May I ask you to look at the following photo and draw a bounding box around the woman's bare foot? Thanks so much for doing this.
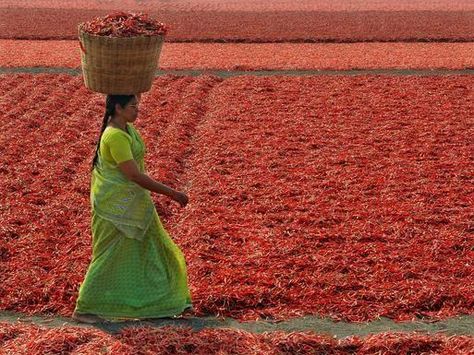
[174,306,195,318]
[72,311,108,324]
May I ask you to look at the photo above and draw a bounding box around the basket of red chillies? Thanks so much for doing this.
[78,12,168,94]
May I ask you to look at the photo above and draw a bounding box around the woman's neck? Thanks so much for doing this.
[109,116,128,131]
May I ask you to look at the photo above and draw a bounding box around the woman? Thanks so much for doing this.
[72,94,193,324]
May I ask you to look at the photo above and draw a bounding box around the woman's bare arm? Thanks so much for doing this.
[118,159,175,198]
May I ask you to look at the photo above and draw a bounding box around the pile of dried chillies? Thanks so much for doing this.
[79,11,168,37]
[1,322,474,354]
[0,74,472,324]
[3,8,473,42]
[1,41,473,70]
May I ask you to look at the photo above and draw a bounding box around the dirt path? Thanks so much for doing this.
[1,67,474,77]
[1,311,473,338]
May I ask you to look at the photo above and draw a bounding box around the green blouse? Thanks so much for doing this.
[100,126,134,164]
[91,123,154,241]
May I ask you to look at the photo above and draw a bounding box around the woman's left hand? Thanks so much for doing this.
[172,191,189,207]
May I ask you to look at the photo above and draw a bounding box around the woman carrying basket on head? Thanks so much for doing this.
[73,94,193,323]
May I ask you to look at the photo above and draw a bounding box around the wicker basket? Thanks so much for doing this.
[78,27,164,94]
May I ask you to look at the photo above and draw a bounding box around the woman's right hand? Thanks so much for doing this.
[172,190,189,207]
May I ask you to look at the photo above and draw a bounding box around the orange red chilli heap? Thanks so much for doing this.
[1,322,474,354]
[79,11,168,37]
[1,9,472,41]
[0,74,472,324]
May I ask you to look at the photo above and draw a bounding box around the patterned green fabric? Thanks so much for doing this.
[74,123,192,321]
[91,124,155,241]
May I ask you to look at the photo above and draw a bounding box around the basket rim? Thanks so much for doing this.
[78,24,166,40]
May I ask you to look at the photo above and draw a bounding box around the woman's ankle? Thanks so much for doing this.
[72,312,107,324]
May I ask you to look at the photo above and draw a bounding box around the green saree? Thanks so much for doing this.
[74,123,192,321]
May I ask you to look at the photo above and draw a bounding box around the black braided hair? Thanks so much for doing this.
[91,95,136,171]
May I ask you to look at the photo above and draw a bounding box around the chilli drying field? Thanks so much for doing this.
[1,0,474,354]
[1,73,473,321]
[0,73,473,353]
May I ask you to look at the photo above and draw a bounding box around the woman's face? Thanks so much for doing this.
[116,96,139,122]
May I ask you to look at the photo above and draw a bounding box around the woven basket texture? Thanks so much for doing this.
[79,28,164,94]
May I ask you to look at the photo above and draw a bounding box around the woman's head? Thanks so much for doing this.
[106,94,139,123]
[91,94,140,170]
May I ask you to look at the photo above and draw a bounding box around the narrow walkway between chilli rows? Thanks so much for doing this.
[1,67,474,77]
[1,311,473,338]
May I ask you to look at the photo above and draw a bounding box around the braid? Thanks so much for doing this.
[91,97,114,171]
